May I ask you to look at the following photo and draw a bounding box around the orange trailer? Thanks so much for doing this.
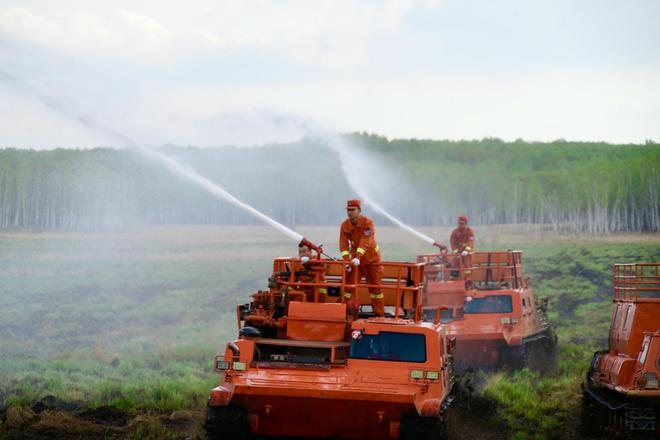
[206,256,454,439]
[418,250,556,371]
[583,263,660,439]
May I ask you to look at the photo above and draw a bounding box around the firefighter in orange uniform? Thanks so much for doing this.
[450,215,475,281]
[340,199,384,317]
[296,242,327,302]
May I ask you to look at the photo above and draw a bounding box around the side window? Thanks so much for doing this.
[612,305,622,328]
[638,340,649,365]
[622,305,633,330]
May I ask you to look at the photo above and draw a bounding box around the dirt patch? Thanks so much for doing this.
[28,409,106,435]
[78,406,129,427]
[1,405,205,440]
[445,374,508,440]
[30,396,85,414]
[446,402,506,440]
[5,406,36,430]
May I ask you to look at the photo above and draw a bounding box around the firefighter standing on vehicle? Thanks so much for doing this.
[340,199,384,317]
[450,215,475,281]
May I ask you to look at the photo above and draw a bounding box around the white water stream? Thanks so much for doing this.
[2,69,303,243]
[310,129,439,246]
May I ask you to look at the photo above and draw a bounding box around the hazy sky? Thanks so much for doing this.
[1,0,659,148]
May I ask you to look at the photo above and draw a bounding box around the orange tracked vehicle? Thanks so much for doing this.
[206,252,454,440]
[582,263,660,439]
[417,250,556,372]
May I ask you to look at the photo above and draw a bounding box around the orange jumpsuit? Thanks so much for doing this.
[450,226,475,276]
[339,216,384,316]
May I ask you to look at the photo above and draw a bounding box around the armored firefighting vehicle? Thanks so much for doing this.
[582,263,660,439]
[206,246,454,439]
[417,250,557,372]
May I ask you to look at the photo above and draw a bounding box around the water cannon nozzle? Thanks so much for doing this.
[299,238,322,254]
[433,241,448,253]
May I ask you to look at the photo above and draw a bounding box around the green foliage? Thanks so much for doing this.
[352,135,660,232]
[0,137,658,232]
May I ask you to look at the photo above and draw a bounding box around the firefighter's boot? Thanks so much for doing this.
[371,296,385,317]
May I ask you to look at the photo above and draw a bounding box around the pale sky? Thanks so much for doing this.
[1,0,659,148]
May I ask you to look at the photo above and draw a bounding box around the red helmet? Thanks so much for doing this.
[347,199,361,209]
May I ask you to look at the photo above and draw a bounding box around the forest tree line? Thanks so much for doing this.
[0,136,658,233]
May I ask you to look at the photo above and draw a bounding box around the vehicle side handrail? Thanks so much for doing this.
[417,251,524,287]
[613,263,660,301]
[271,258,425,320]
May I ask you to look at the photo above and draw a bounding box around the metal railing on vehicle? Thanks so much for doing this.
[613,263,660,300]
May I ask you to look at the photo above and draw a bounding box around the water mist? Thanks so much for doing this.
[0,69,303,243]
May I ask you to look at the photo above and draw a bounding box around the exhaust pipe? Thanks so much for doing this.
[227,342,240,359]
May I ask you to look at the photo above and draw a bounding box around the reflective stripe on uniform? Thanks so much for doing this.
[465,246,472,252]
[343,292,352,299]
[319,288,328,294]
[375,244,380,253]
[370,293,384,299]
[356,247,366,255]
[340,250,350,257]
[463,270,473,275]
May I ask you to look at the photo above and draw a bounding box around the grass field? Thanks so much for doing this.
[1,226,659,439]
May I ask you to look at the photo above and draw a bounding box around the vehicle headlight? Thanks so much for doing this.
[643,372,658,389]
[215,357,230,371]
[500,317,511,325]
[233,361,247,371]
[426,371,440,380]
[410,370,424,379]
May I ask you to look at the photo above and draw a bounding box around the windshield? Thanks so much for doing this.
[464,295,513,314]
[422,307,453,323]
[350,331,426,363]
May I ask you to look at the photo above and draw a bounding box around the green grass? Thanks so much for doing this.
[1,226,659,439]
[0,346,218,411]
[482,344,593,439]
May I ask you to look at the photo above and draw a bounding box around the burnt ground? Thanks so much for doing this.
[445,375,507,440]
[1,392,507,440]
[0,399,206,440]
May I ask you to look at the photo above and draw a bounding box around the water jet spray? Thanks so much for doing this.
[327,134,445,249]
[0,69,321,251]
[261,112,446,249]
[277,115,445,250]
